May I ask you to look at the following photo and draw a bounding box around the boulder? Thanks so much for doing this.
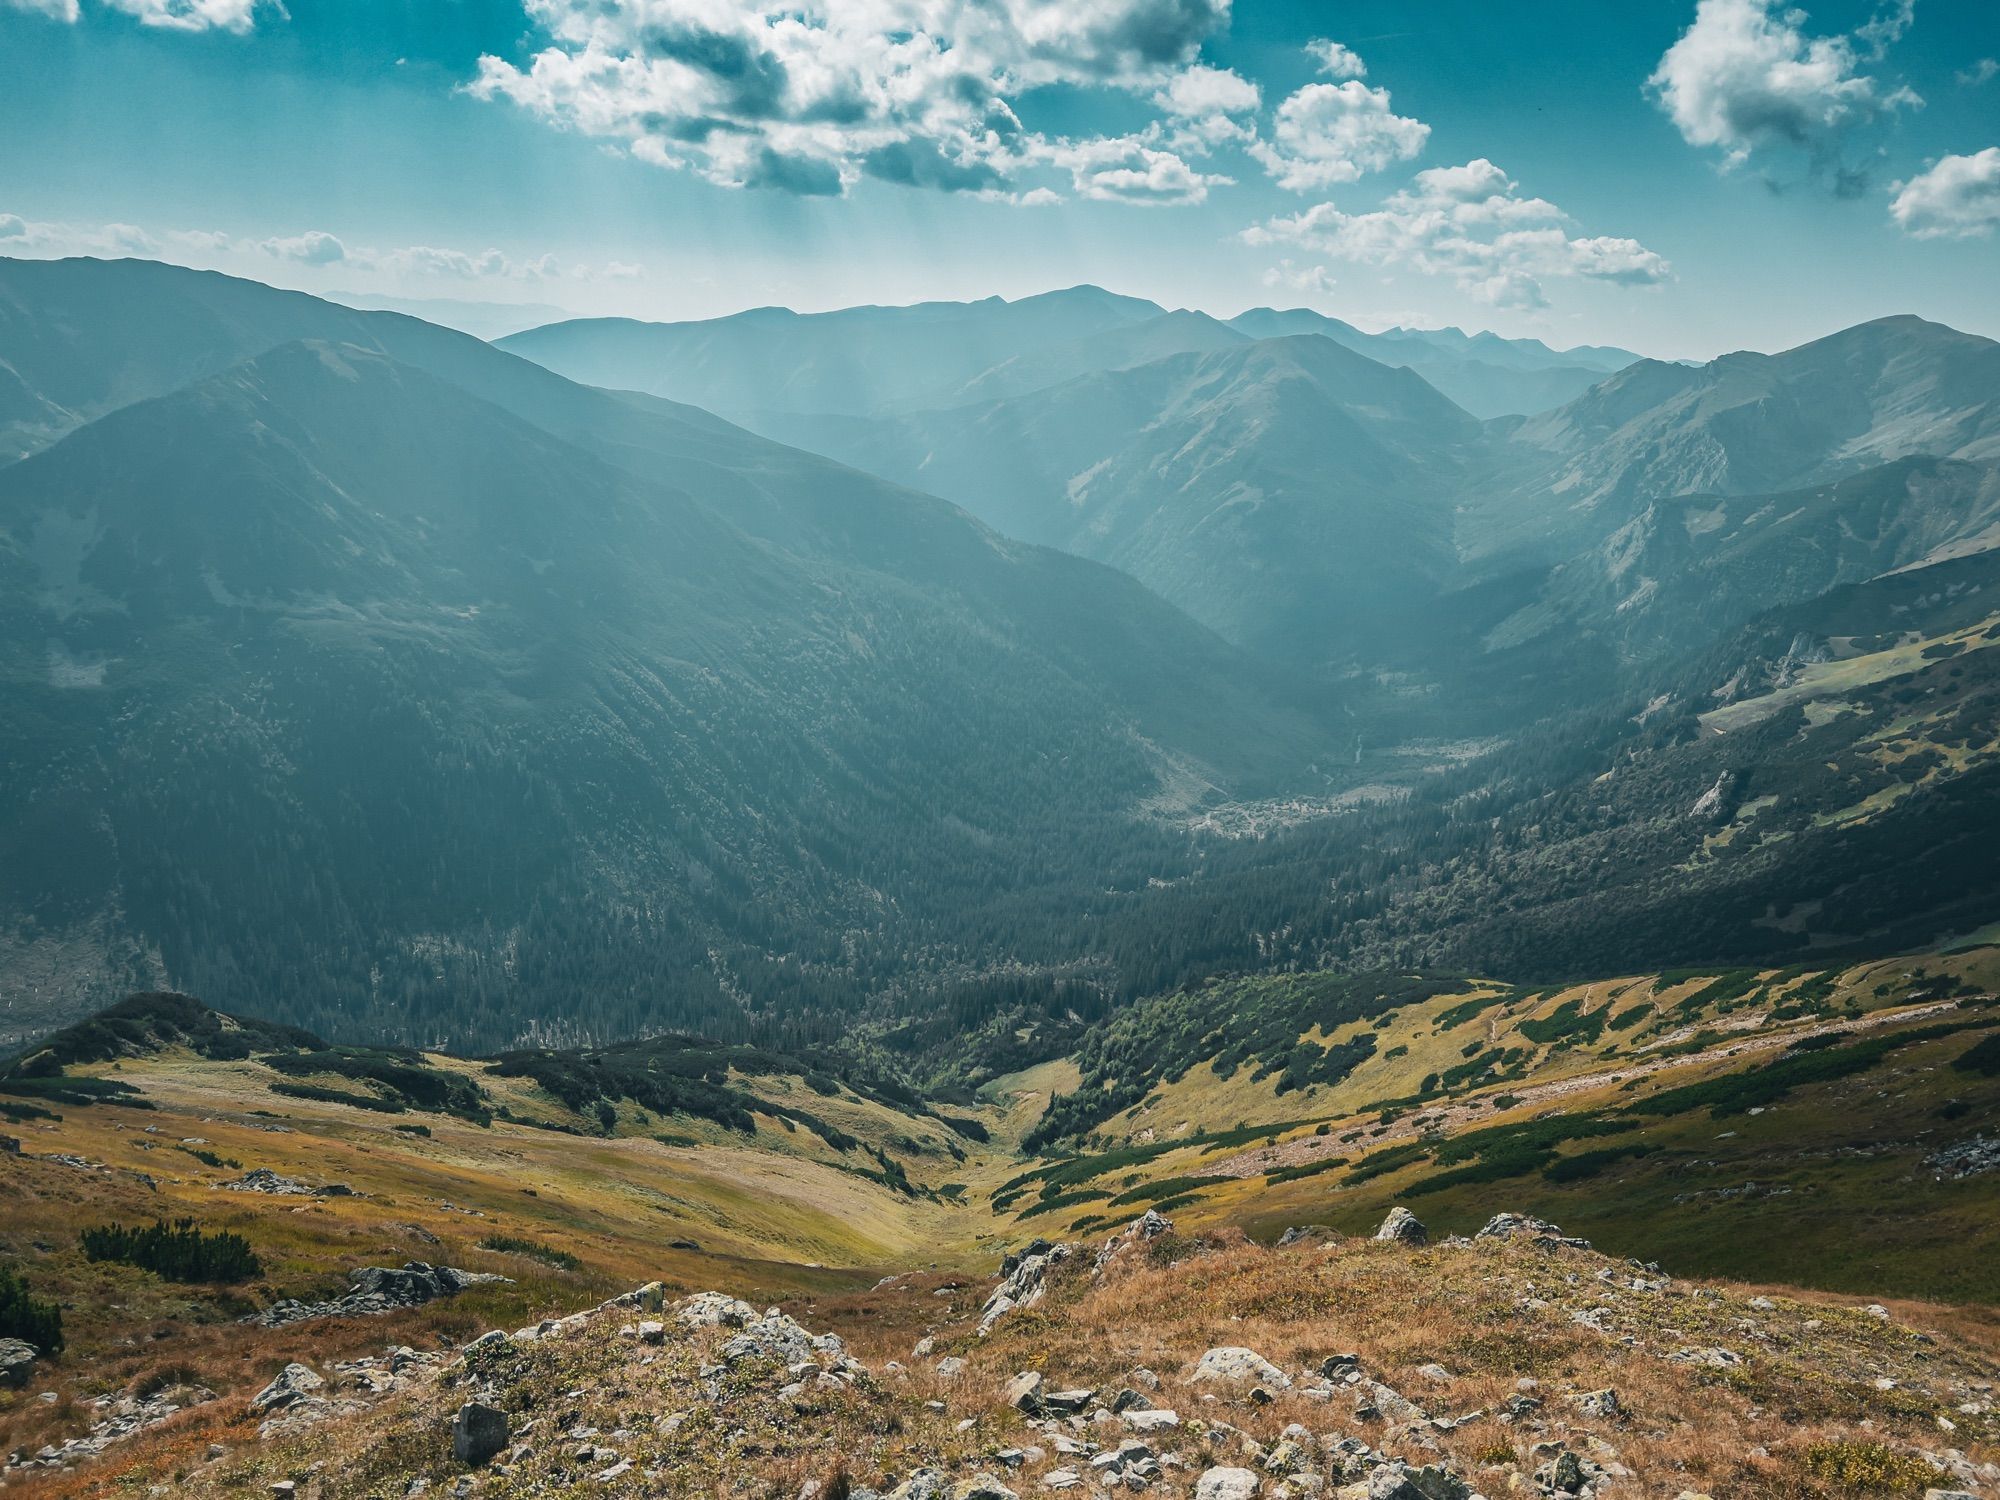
[1570,1388,1620,1419]
[0,1339,38,1390]
[1003,1371,1045,1412]
[452,1402,510,1467]
[679,1291,758,1328]
[1196,1467,1261,1500]
[1365,1464,1468,1500]
[1190,1347,1292,1389]
[1374,1209,1427,1246]
[248,1364,324,1415]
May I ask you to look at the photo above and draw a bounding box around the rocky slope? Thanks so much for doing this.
[8,1211,1998,1499]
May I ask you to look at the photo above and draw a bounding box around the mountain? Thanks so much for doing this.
[0,267,1346,1051]
[755,334,1484,666]
[501,289,1642,423]
[1225,306,1641,419]
[496,285,1164,418]
[1504,315,2000,531]
[321,292,575,341]
[1477,455,2000,668]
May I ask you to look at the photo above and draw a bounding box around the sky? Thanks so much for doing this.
[1,0,1996,359]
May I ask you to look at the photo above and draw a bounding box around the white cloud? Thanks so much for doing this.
[1260,258,1336,296]
[260,230,348,266]
[1647,0,1920,179]
[1153,63,1259,146]
[470,0,1236,199]
[3,0,81,19]
[4,0,279,27]
[1305,39,1365,80]
[1958,58,1999,87]
[1244,158,1670,311]
[1890,148,2000,238]
[1252,80,1429,192]
[1,212,636,282]
[1042,135,1229,205]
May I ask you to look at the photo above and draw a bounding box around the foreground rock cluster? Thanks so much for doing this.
[10,1205,1998,1500]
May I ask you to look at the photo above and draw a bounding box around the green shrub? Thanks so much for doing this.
[81,1218,261,1283]
[478,1235,581,1271]
[1953,1031,2000,1077]
[1800,1440,1939,1492]
[0,1264,63,1354]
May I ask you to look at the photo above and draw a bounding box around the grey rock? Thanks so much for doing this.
[1190,1347,1292,1389]
[452,1402,510,1467]
[1570,1388,1620,1420]
[249,1364,324,1415]
[1194,1467,1260,1500]
[250,1264,508,1329]
[0,1339,39,1390]
[1474,1214,1590,1250]
[1374,1209,1427,1246]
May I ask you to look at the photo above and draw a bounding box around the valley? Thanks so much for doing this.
[2,255,1999,1500]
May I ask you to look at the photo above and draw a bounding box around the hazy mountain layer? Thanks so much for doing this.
[757,334,1483,665]
[500,287,1640,422]
[0,297,1335,1048]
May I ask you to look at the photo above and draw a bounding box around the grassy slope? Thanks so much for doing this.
[993,949,2000,1302]
[4,950,1998,1488]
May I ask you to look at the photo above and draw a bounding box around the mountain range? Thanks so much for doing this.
[2,254,1999,1066]
[494,286,1644,423]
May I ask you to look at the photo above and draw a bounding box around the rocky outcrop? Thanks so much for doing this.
[1475,1213,1591,1250]
[1926,1137,2000,1180]
[247,1263,508,1328]
[222,1167,353,1197]
[981,1240,1072,1335]
[2,1379,216,1476]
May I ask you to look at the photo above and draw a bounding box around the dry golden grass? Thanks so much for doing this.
[8,1221,1995,1500]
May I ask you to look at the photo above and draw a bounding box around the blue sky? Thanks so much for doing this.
[1,0,1996,357]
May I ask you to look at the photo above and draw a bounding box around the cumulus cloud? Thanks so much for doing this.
[260,230,348,266]
[1889,148,2000,238]
[4,0,81,19]
[1647,0,1921,181]
[1153,63,1259,147]
[1958,58,1999,87]
[1305,39,1366,80]
[1042,135,1229,204]
[1252,80,1429,191]
[1244,158,1671,310]
[470,0,1237,199]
